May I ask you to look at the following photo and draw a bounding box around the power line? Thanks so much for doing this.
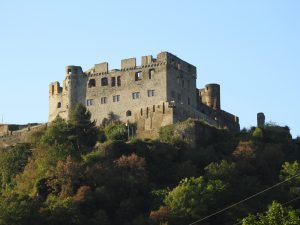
[187,173,300,225]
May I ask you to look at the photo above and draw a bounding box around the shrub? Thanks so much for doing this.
[104,123,128,141]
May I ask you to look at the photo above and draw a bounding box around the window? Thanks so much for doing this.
[67,69,72,74]
[86,99,94,106]
[113,95,120,102]
[135,71,142,81]
[101,77,108,86]
[126,110,132,117]
[111,77,116,87]
[117,76,121,86]
[188,97,191,105]
[57,102,61,108]
[101,97,107,104]
[182,79,185,88]
[187,80,190,87]
[88,79,96,88]
[148,90,155,97]
[149,69,155,79]
[132,92,140,99]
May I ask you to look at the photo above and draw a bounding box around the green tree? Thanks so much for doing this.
[241,201,300,225]
[280,161,300,196]
[0,143,32,189]
[104,123,127,141]
[0,193,41,225]
[68,104,98,152]
[164,176,226,219]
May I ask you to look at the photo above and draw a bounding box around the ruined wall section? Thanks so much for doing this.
[49,66,87,122]
[85,53,168,125]
[134,101,173,139]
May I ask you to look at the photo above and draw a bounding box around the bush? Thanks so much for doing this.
[104,123,128,141]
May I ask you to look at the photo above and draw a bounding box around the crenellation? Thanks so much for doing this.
[94,62,108,73]
[49,51,240,138]
[121,58,136,69]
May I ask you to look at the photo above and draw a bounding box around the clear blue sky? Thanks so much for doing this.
[0,0,299,137]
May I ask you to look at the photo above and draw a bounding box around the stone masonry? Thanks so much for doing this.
[49,52,240,138]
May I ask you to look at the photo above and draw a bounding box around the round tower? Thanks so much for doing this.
[203,83,221,110]
[64,65,87,113]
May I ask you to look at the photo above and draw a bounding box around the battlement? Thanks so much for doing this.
[87,52,196,78]
[49,82,63,95]
[48,51,240,137]
[66,65,83,76]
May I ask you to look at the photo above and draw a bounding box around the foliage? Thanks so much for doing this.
[104,123,128,141]
[0,193,41,225]
[241,201,300,225]
[68,104,98,152]
[0,143,32,190]
[164,176,226,219]
[0,119,298,225]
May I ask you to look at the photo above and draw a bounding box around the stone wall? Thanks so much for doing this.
[49,51,240,136]
[0,124,46,148]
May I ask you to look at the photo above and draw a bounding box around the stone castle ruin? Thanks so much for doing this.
[49,52,240,138]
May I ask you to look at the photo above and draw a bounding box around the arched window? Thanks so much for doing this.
[101,77,108,86]
[57,102,61,108]
[126,110,132,117]
[88,79,96,88]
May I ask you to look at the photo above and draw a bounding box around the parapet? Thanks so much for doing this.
[95,62,108,73]
[49,82,62,95]
[65,65,83,76]
[141,55,156,65]
[121,58,136,69]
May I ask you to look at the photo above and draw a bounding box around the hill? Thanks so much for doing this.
[0,105,299,225]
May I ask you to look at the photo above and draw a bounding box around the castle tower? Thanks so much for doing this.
[48,66,87,122]
[64,65,87,111]
[200,84,221,111]
[257,112,265,128]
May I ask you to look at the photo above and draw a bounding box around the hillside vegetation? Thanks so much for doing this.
[0,104,300,225]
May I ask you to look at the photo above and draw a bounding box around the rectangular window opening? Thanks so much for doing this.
[132,92,140,99]
[135,71,142,81]
[111,77,116,87]
[113,95,120,102]
[101,97,107,104]
[148,90,155,97]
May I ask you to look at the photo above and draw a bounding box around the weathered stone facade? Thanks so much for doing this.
[49,52,240,138]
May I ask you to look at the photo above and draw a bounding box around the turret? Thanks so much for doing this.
[257,112,265,128]
[200,84,221,110]
[64,65,87,111]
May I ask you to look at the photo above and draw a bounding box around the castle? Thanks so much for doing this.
[49,52,239,138]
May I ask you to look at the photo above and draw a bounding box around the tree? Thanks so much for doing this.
[280,161,300,196]
[0,193,41,225]
[68,104,98,153]
[0,143,32,189]
[241,201,300,225]
[104,123,127,141]
[164,176,226,219]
